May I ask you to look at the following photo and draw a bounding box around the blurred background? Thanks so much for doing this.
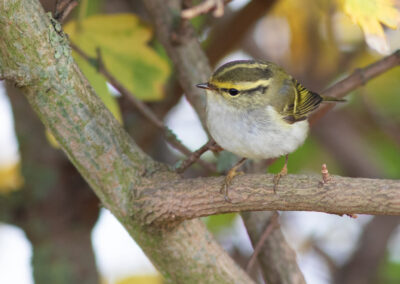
[0,0,399,283]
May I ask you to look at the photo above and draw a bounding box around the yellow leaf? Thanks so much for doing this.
[271,0,339,75]
[342,0,400,53]
[64,14,170,102]
[0,161,24,193]
[115,275,162,284]
[45,129,60,148]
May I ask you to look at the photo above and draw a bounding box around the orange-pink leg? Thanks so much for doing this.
[273,154,289,193]
[221,157,247,202]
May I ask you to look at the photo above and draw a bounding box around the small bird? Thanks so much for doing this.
[196,60,344,201]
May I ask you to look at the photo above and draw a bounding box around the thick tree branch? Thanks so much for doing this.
[142,3,306,283]
[0,1,254,283]
[142,2,400,284]
[139,174,400,224]
[143,0,211,127]
[242,211,306,284]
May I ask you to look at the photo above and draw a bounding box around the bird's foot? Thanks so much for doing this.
[273,155,289,193]
[221,168,244,202]
[220,158,247,202]
[273,167,287,193]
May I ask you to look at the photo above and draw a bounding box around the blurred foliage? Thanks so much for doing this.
[203,213,237,234]
[113,275,162,284]
[353,54,400,119]
[272,0,338,74]
[379,257,400,284]
[268,138,344,175]
[342,0,400,53]
[0,161,24,193]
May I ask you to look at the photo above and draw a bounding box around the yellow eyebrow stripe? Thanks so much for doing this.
[210,79,272,91]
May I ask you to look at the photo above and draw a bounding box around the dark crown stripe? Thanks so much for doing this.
[213,60,272,83]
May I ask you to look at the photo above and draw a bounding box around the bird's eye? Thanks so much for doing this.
[228,88,239,96]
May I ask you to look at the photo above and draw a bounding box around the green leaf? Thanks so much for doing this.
[379,257,400,283]
[203,213,237,234]
[64,14,170,102]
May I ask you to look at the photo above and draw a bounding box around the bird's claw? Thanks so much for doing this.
[220,169,243,202]
[273,167,287,193]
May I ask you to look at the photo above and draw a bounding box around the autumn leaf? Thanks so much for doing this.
[0,162,24,193]
[342,0,400,53]
[64,14,170,103]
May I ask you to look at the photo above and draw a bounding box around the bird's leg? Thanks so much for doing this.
[273,154,289,193]
[221,157,247,202]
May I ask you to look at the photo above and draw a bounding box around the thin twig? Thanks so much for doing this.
[321,163,331,184]
[71,43,216,173]
[54,0,78,23]
[246,212,279,273]
[176,139,217,173]
[181,0,231,19]
[309,241,338,273]
[310,49,400,125]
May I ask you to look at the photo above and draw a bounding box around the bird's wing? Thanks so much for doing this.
[282,80,322,123]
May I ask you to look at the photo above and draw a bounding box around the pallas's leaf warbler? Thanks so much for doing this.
[197,60,344,201]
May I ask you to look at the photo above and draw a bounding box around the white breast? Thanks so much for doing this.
[206,94,309,160]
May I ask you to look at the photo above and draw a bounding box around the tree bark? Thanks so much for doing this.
[136,174,400,224]
[0,1,254,283]
[3,83,100,284]
[242,211,306,284]
[1,1,400,283]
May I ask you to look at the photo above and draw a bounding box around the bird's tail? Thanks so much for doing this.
[321,95,346,102]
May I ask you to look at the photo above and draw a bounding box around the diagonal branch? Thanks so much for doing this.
[206,0,277,65]
[142,2,400,284]
[143,0,211,128]
[0,1,253,283]
[242,211,306,284]
[70,43,216,173]
[310,50,400,124]
[245,211,280,273]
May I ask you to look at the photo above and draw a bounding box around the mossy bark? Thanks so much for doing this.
[3,83,100,284]
[0,1,254,283]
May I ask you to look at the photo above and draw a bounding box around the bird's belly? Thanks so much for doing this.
[207,105,309,159]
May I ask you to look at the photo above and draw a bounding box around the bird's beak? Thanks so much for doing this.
[196,82,211,90]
